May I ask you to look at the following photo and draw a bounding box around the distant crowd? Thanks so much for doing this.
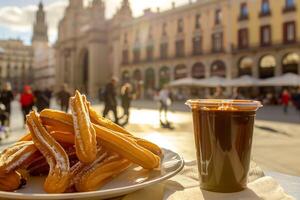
[0,80,299,132]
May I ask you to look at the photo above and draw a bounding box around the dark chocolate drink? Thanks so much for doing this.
[186,99,262,193]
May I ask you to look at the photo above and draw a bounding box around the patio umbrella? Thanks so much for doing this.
[169,77,199,87]
[258,73,300,87]
[226,75,260,87]
[195,76,229,87]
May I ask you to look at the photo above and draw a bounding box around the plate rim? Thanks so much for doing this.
[0,148,185,199]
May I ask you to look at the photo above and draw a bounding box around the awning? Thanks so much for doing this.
[169,77,199,87]
[258,73,300,86]
[169,76,229,87]
[226,75,259,87]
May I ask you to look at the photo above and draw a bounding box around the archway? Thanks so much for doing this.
[282,53,299,74]
[159,66,170,88]
[78,49,89,94]
[259,55,276,79]
[145,68,155,89]
[174,64,187,80]
[133,69,142,81]
[121,70,130,83]
[239,57,253,76]
[133,69,142,99]
[211,60,226,77]
[192,62,205,79]
[145,68,155,99]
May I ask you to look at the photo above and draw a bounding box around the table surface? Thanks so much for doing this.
[266,171,300,199]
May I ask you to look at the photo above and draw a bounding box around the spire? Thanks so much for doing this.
[32,1,48,43]
[115,0,132,20]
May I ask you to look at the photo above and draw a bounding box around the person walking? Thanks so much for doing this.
[281,89,290,114]
[158,86,173,128]
[34,88,50,112]
[292,88,300,114]
[212,86,226,99]
[120,83,133,126]
[103,78,119,124]
[44,87,53,108]
[0,82,14,126]
[20,85,35,125]
[56,84,71,112]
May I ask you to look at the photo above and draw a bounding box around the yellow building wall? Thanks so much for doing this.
[232,0,299,47]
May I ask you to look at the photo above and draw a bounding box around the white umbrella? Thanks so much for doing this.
[258,73,300,86]
[227,75,259,87]
[169,77,199,87]
[196,76,229,87]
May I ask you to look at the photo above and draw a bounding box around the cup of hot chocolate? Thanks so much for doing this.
[186,99,262,193]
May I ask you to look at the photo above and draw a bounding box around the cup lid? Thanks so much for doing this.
[185,99,263,111]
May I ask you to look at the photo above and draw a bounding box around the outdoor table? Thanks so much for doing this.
[265,171,300,199]
[107,161,298,200]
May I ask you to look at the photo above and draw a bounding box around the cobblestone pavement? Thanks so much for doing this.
[1,100,300,177]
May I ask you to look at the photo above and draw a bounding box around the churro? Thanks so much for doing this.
[27,111,70,193]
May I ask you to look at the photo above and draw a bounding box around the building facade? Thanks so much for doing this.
[56,0,300,98]
[0,39,33,92]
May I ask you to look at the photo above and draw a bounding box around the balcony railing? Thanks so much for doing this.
[282,5,296,13]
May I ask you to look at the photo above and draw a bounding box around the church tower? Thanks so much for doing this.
[116,0,133,21]
[32,1,48,44]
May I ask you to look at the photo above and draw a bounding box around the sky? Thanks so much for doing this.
[0,0,189,45]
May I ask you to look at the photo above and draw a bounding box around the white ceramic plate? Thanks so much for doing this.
[0,148,184,200]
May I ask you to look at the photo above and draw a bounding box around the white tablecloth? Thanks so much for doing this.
[119,160,295,200]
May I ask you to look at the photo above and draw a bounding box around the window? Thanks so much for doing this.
[146,45,154,61]
[283,0,296,12]
[193,36,202,55]
[260,25,271,46]
[177,18,184,33]
[124,33,128,44]
[212,32,223,52]
[283,21,296,43]
[122,50,129,65]
[286,0,295,8]
[215,9,222,25]
[148,26,152,39]
[135,30,140,42]
[195,14,201,29]
[176,40,185,57]
[133,48,140,63]
[260,0,271,16]
[160,43,168,59]
[162,22,167,36]
[239,3,249,20]
[238,28,249,49]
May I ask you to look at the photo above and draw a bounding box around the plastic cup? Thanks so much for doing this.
[186,99,262,193]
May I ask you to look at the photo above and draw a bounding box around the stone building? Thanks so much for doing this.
[0,39,33,92]
[56,0,300,98]
[32,2,55,89]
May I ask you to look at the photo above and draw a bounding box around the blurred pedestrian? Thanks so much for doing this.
[212,86,226,99]
[56,84,71,112]
[44,87,53,108]
[103,78,119,124]
[120,83,133,126]
[20,85,35,125]
[281,89,290,114]
[34,88,49,112]
[158,85,173,129]
[0,82,14,126]
[292,88,300,113]
[231,87,244,99]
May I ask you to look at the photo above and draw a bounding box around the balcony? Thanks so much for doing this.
[259,10,271,18]
[283,5,296,13]
[238,14,249,21]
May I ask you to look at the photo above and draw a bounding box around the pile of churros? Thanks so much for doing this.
[0,91,162,193]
